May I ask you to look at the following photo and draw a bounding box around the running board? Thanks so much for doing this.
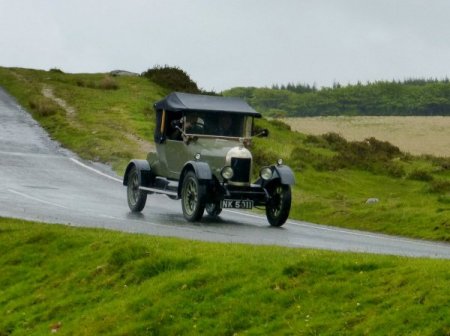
[139,186,178,197]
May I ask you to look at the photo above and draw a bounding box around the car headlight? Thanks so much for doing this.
[221,166,234,180]
[260,167,273,180]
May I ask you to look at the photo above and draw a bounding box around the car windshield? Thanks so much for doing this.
[185,112,251,138]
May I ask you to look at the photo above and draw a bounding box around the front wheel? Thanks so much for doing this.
[127,166,147,212]
[181,171,206,222]
[266,183,291,227]
[205,202,222,217]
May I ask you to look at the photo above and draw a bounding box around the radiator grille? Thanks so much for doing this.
[230,158,251,183]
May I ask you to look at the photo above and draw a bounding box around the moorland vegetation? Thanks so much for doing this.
[1,66,449,335]
[0,66,449,240]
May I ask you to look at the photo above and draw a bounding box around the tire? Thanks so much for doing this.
[127,166,147,212]
[181,171,206,222]
[266,183,291,227]
[205,202,222,217]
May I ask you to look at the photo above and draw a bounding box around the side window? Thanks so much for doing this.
[167,111,183,141]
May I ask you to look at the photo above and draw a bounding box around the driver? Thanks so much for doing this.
[170,112,202,140]
[184,112,201,133]
[217,114,234,136]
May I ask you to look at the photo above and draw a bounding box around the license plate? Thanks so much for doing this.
[221,199,253,209]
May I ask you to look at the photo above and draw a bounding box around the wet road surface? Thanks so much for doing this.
[1,87,450,259]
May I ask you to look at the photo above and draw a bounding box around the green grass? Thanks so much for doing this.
[0,66,449,241]
[0,67,165,172]
[1,217,449,335]
[254,119,450,241]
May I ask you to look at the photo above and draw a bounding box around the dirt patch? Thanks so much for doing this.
[42,85,76,117]
[125,133,155,153]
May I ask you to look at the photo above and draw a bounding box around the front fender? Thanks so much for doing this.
[123,160,153,187]
[254,164,296,186]
[272,165,296,185]
[181,161,212,181]
[178,161,213,197]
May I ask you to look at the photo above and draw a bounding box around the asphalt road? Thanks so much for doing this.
[1,87,450,259]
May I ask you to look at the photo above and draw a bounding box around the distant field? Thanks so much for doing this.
[283,116,450,157]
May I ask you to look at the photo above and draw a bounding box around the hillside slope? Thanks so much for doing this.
[0,67,449,241]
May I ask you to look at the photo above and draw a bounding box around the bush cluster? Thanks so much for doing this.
[429,180,450,194]
[408,169,434,182]
[431,157,450,171]
[251,144,279,174]
[293,132,405,177]
[49,68,64,74]
[29,96,58,117]
[75,76,119,90]
[142,65,200,94]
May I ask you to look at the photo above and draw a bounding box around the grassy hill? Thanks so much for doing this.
[0,67,449,241]
[223,79,450,117]
[1,218,449,335]
[1,67,450,335]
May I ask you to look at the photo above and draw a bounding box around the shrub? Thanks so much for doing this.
[251,143,279,174]
[408,169,434,181]
[75,79,87,87]
[75,76,119,90]
[49,68,64,74]
[310,134,404,176]
[269,118,291,131]
[430,157,450,171]
[322,132,348,151]
[98,76,119,90]
[29,96,58,117]
[365,137,401,158]
[290,147,320,171]
[142,65,200,93]
[267,109,288,118]
[429,180,450,193]
[437,195,450,204]
[385,162,406,178]
[304,134,328,148]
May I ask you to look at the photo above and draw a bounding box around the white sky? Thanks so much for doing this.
[1,0,449,92]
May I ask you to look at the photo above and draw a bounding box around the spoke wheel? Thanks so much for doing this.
[266,183,291,227]
[205,202,222,217]
[181,171,205,221]
[127,167,147,212]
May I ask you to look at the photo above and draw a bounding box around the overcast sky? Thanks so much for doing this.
[1,0,449,91]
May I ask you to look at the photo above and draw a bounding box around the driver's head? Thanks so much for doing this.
[184,112,198,125]
[219,114,232,129]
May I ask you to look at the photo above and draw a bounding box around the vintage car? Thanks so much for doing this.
[123,92,295,226]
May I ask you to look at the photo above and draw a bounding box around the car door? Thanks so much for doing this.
[165,139,191,179]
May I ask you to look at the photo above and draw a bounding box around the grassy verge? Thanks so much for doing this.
[0,67,449,241]
[1,217,449,335]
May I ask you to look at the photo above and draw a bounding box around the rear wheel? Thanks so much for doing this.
[127,166,147,212]
[181,171,206,221]
[205,202,222,217]
[266,183,291,227]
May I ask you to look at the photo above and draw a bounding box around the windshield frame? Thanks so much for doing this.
[183,111,253,138]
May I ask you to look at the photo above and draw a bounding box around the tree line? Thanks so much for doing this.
[224,79,450,117]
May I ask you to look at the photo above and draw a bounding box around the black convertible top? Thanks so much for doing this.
[154,92,261,117]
